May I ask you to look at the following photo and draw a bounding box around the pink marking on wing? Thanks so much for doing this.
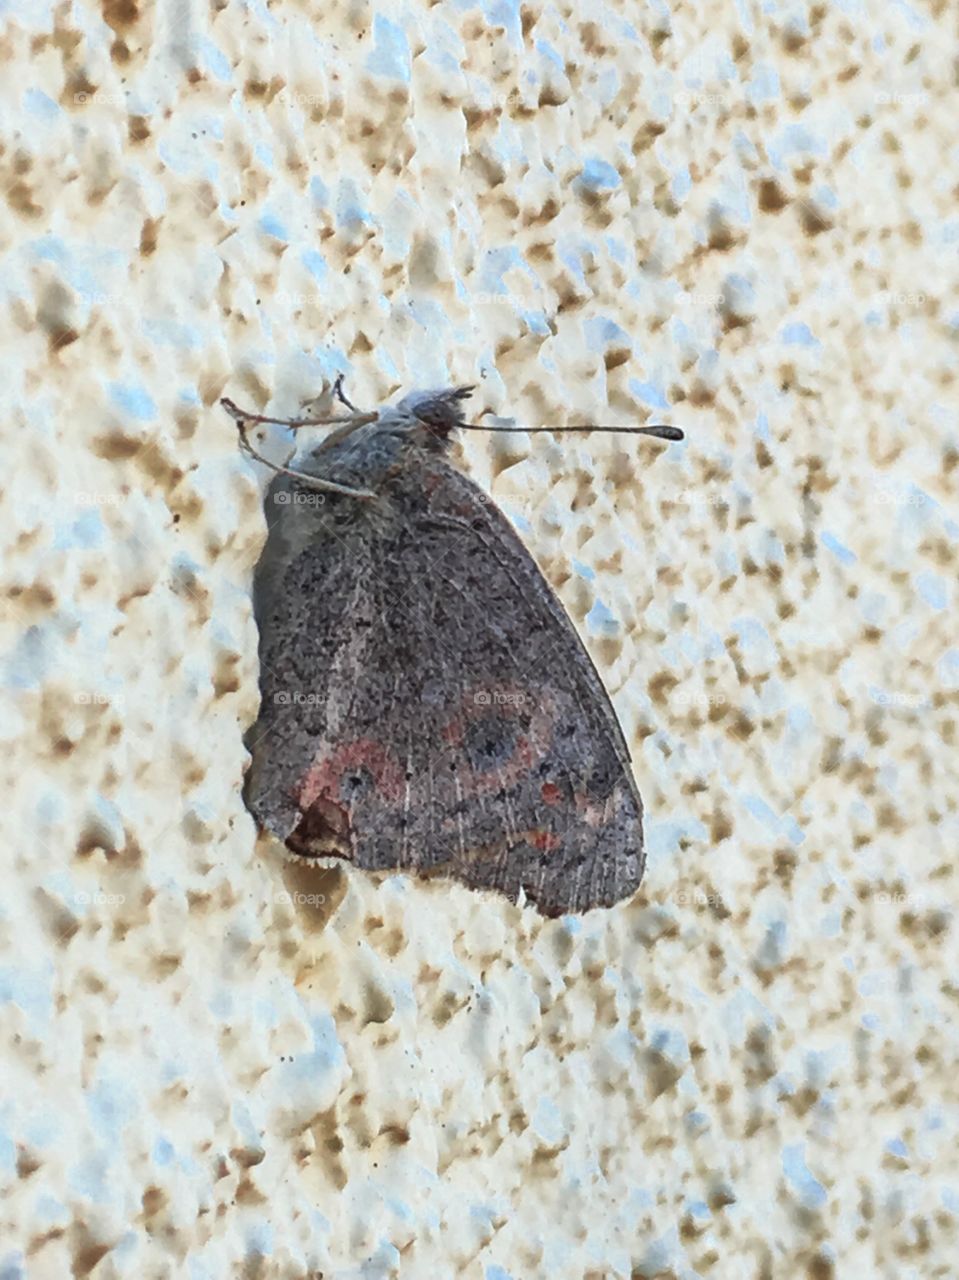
[297,739,404,808]
[528,828,561,852]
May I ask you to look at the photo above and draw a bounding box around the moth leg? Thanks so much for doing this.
[332,373,360,413]
[222,398,377,499]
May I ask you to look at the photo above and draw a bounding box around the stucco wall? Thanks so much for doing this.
[1,0,955,1277]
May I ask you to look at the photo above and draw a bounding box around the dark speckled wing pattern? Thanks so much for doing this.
[243,396,645,917]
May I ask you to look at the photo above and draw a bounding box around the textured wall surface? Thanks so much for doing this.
[1,0,956,1276]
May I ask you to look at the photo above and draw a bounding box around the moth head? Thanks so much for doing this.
[391,385,475,450]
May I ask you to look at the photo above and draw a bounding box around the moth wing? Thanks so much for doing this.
[246,461,645,917]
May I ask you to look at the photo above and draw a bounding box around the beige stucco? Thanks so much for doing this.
[0,0,955,1276]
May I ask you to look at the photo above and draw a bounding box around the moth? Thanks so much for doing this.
[223,382,682,917]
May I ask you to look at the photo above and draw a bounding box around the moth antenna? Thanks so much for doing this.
[460,421,685,442]
[220,396,377,432]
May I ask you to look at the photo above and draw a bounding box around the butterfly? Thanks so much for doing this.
[223,382,681,916]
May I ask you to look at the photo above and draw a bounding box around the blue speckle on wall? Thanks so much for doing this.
[577,157,621,191]
[603,1024,639,1065]
[30,234,67,264]
[532,1096,566,1144]
[818,911,841,938]
[152,1137,175,1167]
[782,815,805,845]
[535,38,564,69]
[915,572,946,610]
[481,0,522,43]
[367,15,411,83]
[671,166,692,200]
[55,509,105,551]
[743,794,780,831]
[200,38,233,82]
[67,1150,112,1203]
[748,63,780,103]
[336,182,374,231]
[258,213,288,241]
[485,1267,515,1280]
[24,88,60,120]
[768,124,827,167]
[246,1222,273,1257]
[4,626,51,690]
[109,382,156,420]
[684,1109,710,1135]
[585,597,619,636]
[820,532,856,565]
[301,249,327,283]
[781,322,819,346]
[34,1194,68,1224]
[646,817,708,856]
[558,244,585,280]
[584,316,630,352]
[283,1012,346,1084]
[87,1074,138,1137]
[650,1025,689,1064]
[0,1252,25,1280]
[143,317,203,350]
[521,310,550,335]
[363,1241,401,1274]
[479,244,529,294]
[503,505,532,534]
[782,1143,827,1207]
[628,379,670,410]
[0,1126,14,1175]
